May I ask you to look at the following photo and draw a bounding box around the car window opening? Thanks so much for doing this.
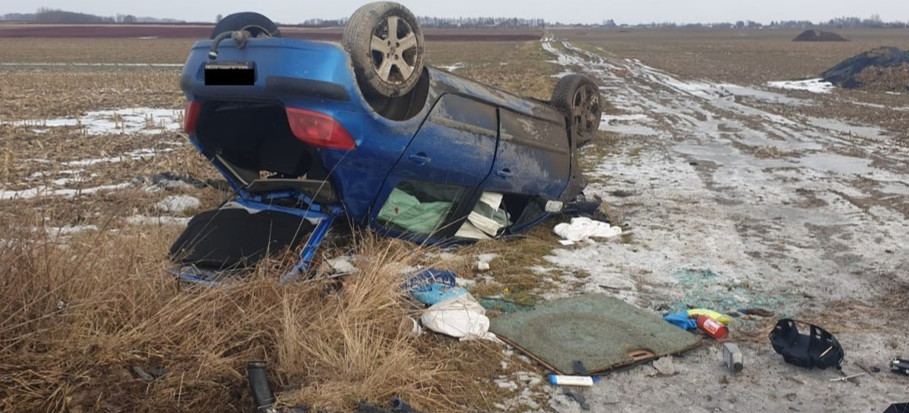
[196,100,330,185]
[376,180,464,235]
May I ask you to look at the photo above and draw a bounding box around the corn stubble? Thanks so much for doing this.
[0,220,486,412]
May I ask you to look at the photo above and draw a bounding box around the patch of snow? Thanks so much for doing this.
[494,377,519,391]
[7,107,182,136]
[45,225,99,236]
[124,215,191,226]
[804,117,885,140]
[601,114,659,136]
[155,195,201,213]
[766,78,834,93]
[437,62,465,72]
[0,183,131,200]
[64,147,174,167]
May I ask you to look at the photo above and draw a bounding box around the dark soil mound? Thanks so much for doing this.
[793,30,847,42]
[822,46,909,91]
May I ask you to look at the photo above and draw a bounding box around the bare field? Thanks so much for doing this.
[0,37,195,63]
[558,28,909,84]
[0,23,540,42]
[2,31,909,412]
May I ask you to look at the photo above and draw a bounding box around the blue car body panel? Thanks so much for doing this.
[177,36,584,272]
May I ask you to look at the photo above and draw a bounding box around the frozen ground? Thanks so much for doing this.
[531,40,909,412]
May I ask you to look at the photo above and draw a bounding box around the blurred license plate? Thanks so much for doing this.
[204,62,255,85]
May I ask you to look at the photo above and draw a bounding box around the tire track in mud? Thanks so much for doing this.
[541,39,909,313]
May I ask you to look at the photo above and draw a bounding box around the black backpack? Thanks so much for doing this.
[769,319,844,369]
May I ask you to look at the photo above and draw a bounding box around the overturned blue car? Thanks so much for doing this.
[171,2,603,283]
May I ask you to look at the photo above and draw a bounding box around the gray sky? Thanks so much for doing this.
[4,1,907,25]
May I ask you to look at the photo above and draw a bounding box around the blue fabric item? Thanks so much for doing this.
[411,284,468,305]
[405,268,456,290]
[663,311,698,331]
[406,268,464,305]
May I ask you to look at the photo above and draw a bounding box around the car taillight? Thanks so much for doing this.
[183,101,201,134]
[285,107,356,150]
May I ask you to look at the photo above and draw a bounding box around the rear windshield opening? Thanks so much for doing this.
[195,101,329,184]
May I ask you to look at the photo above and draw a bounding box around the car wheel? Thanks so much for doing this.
[552,74,602,147]
[343,2,425,98]
[211,12,281,39]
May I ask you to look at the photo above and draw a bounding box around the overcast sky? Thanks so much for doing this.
[4,1,907,25]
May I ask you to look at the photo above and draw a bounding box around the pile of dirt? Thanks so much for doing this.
[822,46,909,91]
[792,30,847,42]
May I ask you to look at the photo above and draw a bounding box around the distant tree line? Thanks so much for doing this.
[1,8,905,29]
[0,8,183,23]
[298,16,544,29]
[596,15,907,29]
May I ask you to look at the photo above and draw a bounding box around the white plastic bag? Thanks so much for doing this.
[420,294,497,341]
[553,217,622,244]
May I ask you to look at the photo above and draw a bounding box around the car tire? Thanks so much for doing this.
[343,2,425,98]
[552,74,602,147]
[211,12,281,39]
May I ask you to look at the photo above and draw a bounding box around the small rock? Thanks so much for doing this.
[148,366,166,378]
[130,366,154,381]
[652,357,677,376]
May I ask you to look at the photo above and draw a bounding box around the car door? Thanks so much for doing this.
[482,108,571,199]
[370,93,498,239]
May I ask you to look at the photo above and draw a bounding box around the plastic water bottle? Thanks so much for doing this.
[548,374,595,387]
[697,315,729,340]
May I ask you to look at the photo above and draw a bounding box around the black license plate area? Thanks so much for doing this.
[204,62,255,86]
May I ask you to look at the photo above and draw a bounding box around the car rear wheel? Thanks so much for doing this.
[343,2,425,98]
[552,74,602,147]
[211,12,281,39]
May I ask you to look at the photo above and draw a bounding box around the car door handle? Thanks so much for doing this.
[496,168,512,178]
[408,153,431,165]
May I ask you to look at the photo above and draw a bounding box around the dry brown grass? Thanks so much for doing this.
[0,70,182,119]
[0,215,514,412]
[425,40,558,101]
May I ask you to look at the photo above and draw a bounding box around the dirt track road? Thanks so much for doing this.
[538,39,909,412]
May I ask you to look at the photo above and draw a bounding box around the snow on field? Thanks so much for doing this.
[437,62,465,72]
[538,39,909,413]
[61,147,176,167]
[7,107,182,135]
[0,182,132,200]
[155,195,201,213]
[124,215,191,226]
[766,78,835,93]
[543,39,909,306]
